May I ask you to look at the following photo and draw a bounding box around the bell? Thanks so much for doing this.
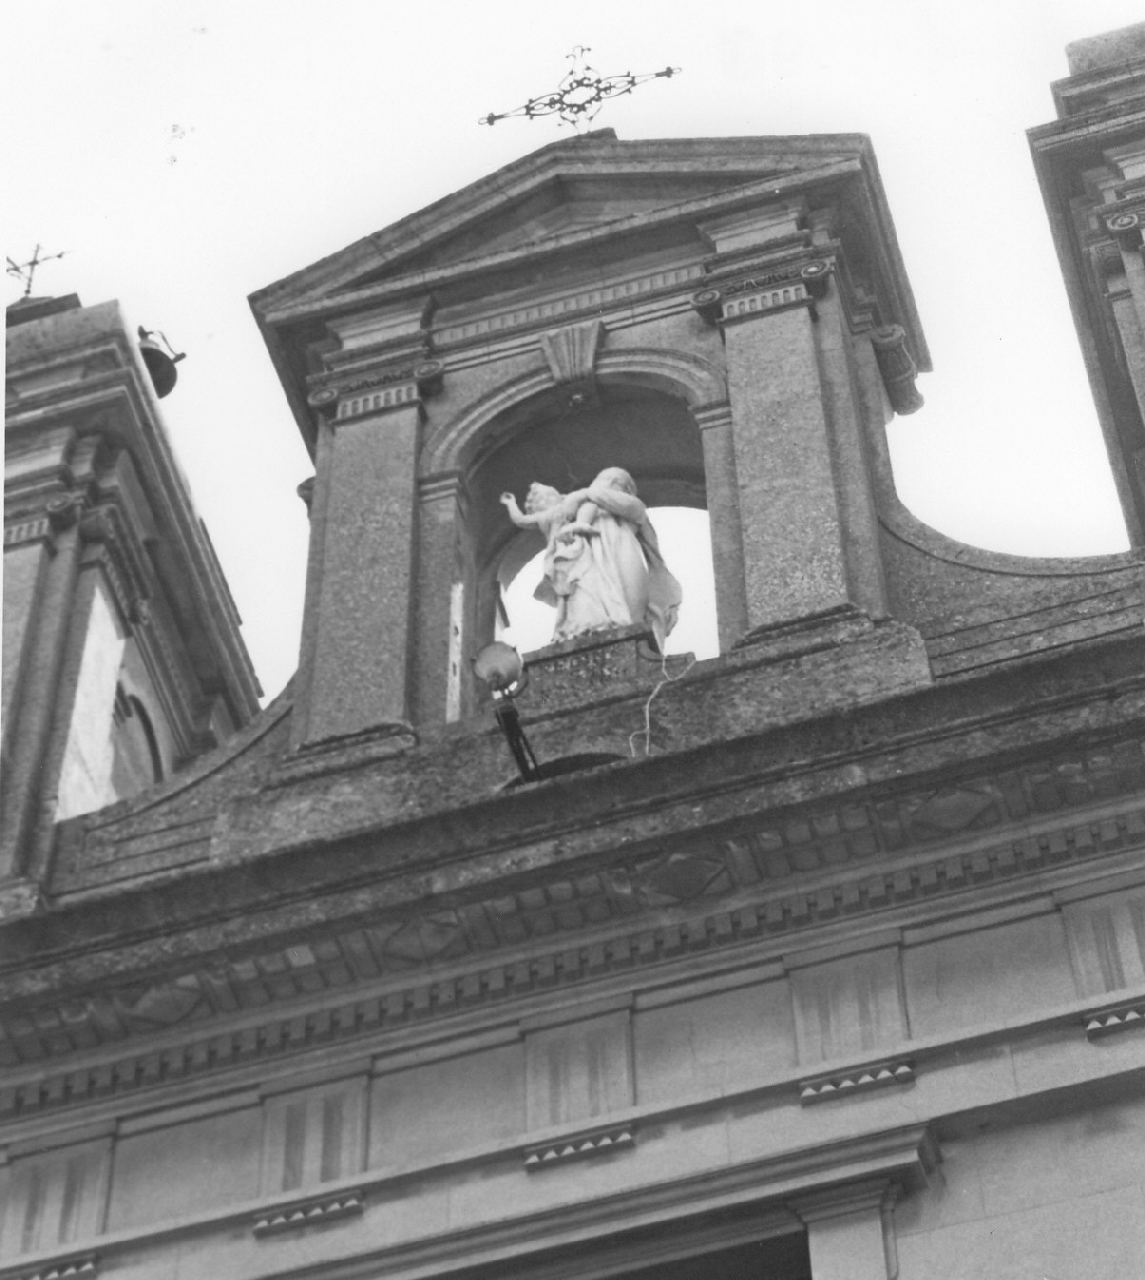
[138,327,186,399]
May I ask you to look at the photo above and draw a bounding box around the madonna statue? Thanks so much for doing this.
[500,467,682,651]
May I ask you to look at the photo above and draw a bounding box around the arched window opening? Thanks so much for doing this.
[110,686,165,801]
[498,506,718,658]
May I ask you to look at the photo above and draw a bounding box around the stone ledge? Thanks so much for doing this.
[799,1058,915,1104]
[524,1121,635,1170]
[252,1188,364,1237]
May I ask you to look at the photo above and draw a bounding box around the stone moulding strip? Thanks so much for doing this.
[1083,997,1145,1040]
[252,1188,364,1237]
[7,1256,98,1280]
[4,807,1145,1117]
[524,1122,635,1170]
[799,1058,915,1104]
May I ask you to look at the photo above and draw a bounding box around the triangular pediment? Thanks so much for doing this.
[253,131,872,317]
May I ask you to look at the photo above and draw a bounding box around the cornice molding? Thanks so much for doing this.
[0,1120,934,1280]
[3,809,1143,1122]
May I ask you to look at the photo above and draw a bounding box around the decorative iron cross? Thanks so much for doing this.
[6,244,68,298]
[480,47,680,130]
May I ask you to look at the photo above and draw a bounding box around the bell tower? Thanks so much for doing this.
[1030,20,1145,546]
[252,130,932,750]
[3,294,261,904]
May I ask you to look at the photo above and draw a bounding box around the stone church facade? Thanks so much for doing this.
[2,25,1144,1280]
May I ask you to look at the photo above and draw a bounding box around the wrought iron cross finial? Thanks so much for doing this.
[480,47,680,131]
[6,244,68,298]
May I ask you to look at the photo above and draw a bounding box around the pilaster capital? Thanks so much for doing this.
[307,357,446,425]
[691,258,833,328]
[1101,201,1145,250]
[789,1176,897,1224]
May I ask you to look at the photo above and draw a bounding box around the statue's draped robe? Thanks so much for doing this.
[534,479,682,652]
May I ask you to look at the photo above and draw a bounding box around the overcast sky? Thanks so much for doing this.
[6,1,1142,700]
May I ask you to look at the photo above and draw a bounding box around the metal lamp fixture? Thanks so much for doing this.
[472,642,539,783]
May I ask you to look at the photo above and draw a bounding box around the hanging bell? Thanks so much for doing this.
[138,326,186,399]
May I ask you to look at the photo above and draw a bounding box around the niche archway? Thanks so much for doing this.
[458,382,712,713]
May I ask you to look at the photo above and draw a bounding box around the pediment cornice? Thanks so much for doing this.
[257,160,863,329]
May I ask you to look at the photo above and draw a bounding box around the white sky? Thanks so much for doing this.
[5,0,1142,700]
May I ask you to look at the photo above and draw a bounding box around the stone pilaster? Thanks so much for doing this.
[294,396,422,748]
[723,298,853,635]
[1091,235,1145,543]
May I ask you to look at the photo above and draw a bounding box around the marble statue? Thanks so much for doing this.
[500,467,682,650]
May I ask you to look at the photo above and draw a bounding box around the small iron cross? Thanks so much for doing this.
[480,47,680,131]
[6,244,68,298]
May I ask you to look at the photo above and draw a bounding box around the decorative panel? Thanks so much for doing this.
[1063,892,1145,997]
[790,948,906,1065]
[260,1077,366,1195]
[525,1009,633,1131]
[0,1140,110,1259]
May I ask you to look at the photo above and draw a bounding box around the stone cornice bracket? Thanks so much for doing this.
[1091,240,1129,297]
[296,476,316,514]
[539,318,604,409]
[871,325,924,416]
[45,493,83,533]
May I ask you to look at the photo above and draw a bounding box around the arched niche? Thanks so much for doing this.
[455,382,707,713]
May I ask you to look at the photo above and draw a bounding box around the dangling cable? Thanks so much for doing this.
[629,650,696,758]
